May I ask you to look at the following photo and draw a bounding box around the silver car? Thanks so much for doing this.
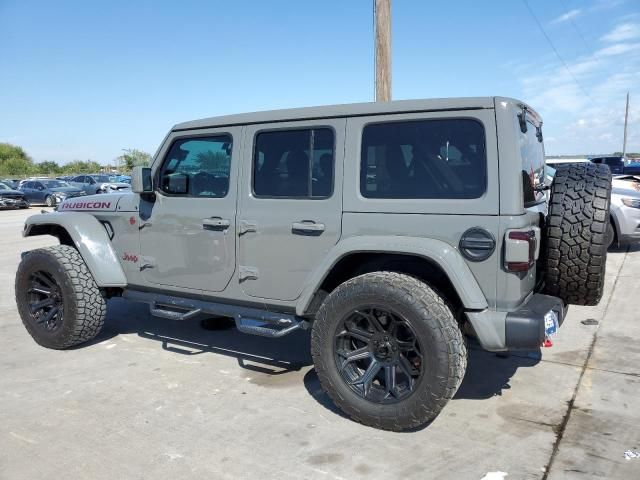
[610,175,640,245]
[68,174,131,195]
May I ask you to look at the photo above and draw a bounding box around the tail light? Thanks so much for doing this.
[505,230,537,272]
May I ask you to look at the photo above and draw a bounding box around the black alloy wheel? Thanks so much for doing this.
[15,245,106,349]
[334,307,423,403]
[26,270,64,332]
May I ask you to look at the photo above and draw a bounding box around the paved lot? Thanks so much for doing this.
[1,207,638,479]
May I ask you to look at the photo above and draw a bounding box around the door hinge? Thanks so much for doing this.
[239,265,259,281]
[238,220,257,235]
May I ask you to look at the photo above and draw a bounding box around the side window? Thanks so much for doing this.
[35,182,44,189]
[591,158,602,164]
[361,118,486,199]
[253,128,334,198]
[158,135,232,198]
[75,176,85,183]
[24,182,33,189]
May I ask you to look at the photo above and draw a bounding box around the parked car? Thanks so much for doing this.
[68,174,131,194]
[16,97,612,431]
[1,179,21,189]
[18,176,50,189]
[20,179,86,206]
[589,156,640,175]
[547,167,640,247]
[610,175,640,245]
[625,160,640,175]
[0,182,29,209]
[113,174,131,184]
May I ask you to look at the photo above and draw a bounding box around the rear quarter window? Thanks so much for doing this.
[360,118,487,199]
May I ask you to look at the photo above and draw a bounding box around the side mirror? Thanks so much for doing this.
[131,166,153,193]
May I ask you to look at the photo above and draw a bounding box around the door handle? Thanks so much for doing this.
[202,217,230,231]
[292,221,325,236]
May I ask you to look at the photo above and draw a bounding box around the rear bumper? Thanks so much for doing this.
[505,293,566,350]
[465,293,566,352]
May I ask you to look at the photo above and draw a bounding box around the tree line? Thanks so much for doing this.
[0,143,151,177]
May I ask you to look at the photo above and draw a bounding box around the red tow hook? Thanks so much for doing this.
[542,338,553,348]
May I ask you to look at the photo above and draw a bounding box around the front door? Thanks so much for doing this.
[238,120,345,301]
[139,127,240,292]
[24,181,46,203]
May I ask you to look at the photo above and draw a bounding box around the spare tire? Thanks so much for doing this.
[543,163,612,305]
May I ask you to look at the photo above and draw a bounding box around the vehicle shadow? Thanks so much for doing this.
[453,342,541,400]
[84,298,541,426]
[81,297,313,373]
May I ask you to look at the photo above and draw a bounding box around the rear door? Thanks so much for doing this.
[138,127,240,292]
[69,176,87,193]
[237,120,345,301]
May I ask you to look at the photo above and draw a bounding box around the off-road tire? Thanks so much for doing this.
[543,163,612,305]
[311,272,467,431]
[44,195,54,207]
[15,245,106,349]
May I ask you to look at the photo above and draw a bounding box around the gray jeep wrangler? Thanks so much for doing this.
[15,97,612,431]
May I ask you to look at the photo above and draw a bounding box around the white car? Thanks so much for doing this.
[610,175,640,246]
[546,166,640,246]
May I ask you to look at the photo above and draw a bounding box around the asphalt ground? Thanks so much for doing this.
[1,207,638,479]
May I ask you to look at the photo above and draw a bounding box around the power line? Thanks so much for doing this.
[558,0,605,68]
[522,0,595,105]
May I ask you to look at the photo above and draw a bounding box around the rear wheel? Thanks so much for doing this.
[543,163,612,305]
[311,272,466,431]
[15,245,106,349]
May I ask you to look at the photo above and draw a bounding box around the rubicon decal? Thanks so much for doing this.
[122,253,139,263]
[59,201,112,210]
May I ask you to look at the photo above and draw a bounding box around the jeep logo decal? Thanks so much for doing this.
[122,253,138,263]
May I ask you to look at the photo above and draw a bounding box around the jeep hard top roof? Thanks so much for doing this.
[173,97,537,131]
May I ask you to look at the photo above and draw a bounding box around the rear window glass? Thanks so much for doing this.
[519,119,545,206]
[360,119,487,199]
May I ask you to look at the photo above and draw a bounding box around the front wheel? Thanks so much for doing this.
[15,245,106,349]
[311,272,467,431]
[44,195,55,207]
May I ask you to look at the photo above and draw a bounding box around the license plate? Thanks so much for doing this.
[544,311,559,336]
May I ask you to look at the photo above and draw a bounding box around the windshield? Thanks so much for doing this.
[92,175,112,183]
[44,180,70,188]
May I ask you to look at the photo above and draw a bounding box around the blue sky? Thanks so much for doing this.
[1,0,638,164]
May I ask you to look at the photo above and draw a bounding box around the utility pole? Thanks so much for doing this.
[622,91,629,157]
[374,0,392,102]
